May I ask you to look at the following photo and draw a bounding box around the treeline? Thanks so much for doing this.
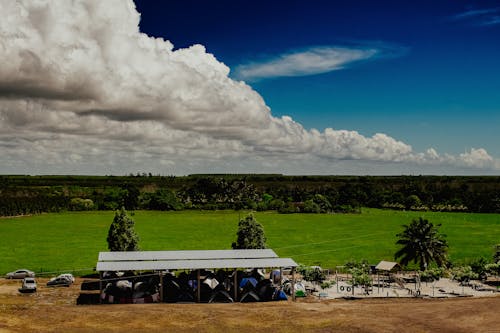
[1,175,500,216]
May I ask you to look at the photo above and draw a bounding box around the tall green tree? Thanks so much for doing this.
[395,217,448,271]
[107,207,140,251]
[231,213,266,249]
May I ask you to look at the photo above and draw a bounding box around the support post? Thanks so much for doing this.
[99,271,103,304]
[197,269,201,303]
[233,269,238,302]
[291,266,296,301]
[377,272,380,294]
[159,271,164,303]
[336,270,339,293]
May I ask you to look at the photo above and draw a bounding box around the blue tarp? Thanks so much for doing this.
[239,277,258,289]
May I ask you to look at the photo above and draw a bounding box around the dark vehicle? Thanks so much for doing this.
[47,276,72,287]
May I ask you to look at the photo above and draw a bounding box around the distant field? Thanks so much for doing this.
[0,209,498,275]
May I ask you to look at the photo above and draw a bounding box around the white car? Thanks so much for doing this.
[6,269,35,279]
[56,273,75,283]
[19,277,37,293]
[47,276,73,287]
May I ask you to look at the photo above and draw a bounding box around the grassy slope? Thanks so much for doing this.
[1,209,498,275]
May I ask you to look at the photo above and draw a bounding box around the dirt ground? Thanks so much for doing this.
[1,278,499,333]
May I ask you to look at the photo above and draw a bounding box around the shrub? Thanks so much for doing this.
[303,200,321,213]
[297,265,326,284]
[485,263,500,276]
[451,266,478,283]
[419,267,443,282]
[69,198,95,211]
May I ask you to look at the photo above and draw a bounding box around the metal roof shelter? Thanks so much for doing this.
[375,260,400,272]
[96,249,298,303]
[97,258,297,272]
[98,249,279,262]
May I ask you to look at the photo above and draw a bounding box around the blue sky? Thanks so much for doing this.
[136,0,500,156]
[0,0,499,175]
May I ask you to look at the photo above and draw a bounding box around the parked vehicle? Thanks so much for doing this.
[47,276,72,287]
[56,273,75,283]
[19,277,37,293]
[6,269,35,279]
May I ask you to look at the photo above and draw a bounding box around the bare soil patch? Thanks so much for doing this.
[1,278,499,333]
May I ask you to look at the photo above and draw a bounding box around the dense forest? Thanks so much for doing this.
[1,174,500,216]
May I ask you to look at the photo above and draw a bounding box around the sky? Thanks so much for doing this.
[0,0,499,175]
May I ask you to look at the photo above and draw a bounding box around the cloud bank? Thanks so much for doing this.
[0,0,498,175]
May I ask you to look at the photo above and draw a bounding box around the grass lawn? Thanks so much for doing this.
[0,209,498,275]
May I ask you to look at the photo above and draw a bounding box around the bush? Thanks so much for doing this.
[485,263,500,276]
[69,198,94,211]
[278,203,299,214]
[345,259,370,272]
[419,267,443,282]
[268,199,285,211]
[350,267,372,287]
[451,266,478,283]
[297,265,327,283]
[320,280,335,289]
[469,257,488,277]
[344,260,371,287]
[303,200,321,213]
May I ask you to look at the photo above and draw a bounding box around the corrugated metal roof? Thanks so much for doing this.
[96,257,297,271]
[375,260,399,271]
[98,249,278,262]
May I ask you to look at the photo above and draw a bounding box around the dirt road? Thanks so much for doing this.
[1,278,499,332]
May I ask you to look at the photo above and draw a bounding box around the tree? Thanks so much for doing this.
[149,188,183,210]
[405,194,422,210]
[297,265,326,284]
[312,194,332,213]
[231,213,266,249]
[345,260,372,290]
[394,217,448,271]
[107,207,140,251]
[122,184,140,210]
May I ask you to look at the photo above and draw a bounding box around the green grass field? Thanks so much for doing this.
[0,209,498,275]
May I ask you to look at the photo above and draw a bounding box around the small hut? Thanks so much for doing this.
[374,261,401,288]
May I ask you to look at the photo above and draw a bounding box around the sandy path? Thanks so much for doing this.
[1,278,499,333]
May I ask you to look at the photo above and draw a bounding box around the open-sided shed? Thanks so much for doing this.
[375,261,400,272]
[96,249,298,303]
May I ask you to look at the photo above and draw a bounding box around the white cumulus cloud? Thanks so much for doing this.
[0,0,498,175]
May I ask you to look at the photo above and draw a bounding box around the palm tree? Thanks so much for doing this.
[395,217,448,271]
